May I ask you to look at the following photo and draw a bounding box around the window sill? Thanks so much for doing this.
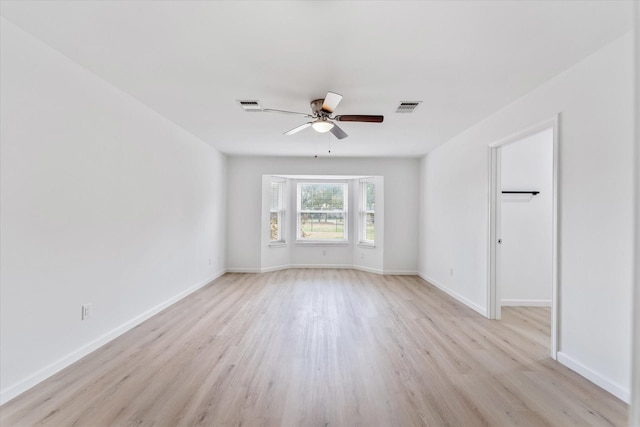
[269,242,287,248]
[357,243,376,249]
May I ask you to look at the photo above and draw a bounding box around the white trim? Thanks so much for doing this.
[0,270,225,405]
[260,264,292,273]
[231,265,416,276]
[500,299,552,307]
[269,179,285,243]
[488,117,558,148]
[487,114,559,360]
[418,273,487,317]
[357,243,376,249]
[225,267,262,273]
[285,263,353,270]
[383,270,419,276]
[631,3,640,424]
[551,115,560,360]
[232,264,356,274]
[488,146,502,320]
[353,265,384,275]
[557,352,630,404]
[268,242,287,248]
[296,181,348,243]
[358,180,376,246]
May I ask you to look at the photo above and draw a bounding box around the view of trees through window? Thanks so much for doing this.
[270,181,283,242]
[298,183,347,241]
[362,182,375,242]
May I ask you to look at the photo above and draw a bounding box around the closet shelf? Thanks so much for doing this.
[502,191,539,195]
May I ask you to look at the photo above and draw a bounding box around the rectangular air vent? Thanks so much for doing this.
[238,100,262,111]
[395,101,422,113]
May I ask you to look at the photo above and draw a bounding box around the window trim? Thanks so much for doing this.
[359,180,375,246]
[296,181,349,244]
[269,178,286,244]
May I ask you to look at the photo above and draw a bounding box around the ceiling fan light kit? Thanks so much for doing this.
[311,119,334,133]
[261,91,384,140]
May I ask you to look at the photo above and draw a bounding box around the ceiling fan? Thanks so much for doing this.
[262,91,383,140]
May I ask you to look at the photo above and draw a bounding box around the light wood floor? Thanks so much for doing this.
[0,269,628,426]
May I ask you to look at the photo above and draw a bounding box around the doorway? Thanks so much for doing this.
[488,116,559,359]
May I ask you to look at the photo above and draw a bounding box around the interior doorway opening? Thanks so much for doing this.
[488,116,559,359]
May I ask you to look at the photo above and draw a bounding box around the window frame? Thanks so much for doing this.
[359,180,375,246]
[269,179,286,245]
[296,181,349,244]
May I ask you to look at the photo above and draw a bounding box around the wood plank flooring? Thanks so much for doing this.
[0,269,629,426]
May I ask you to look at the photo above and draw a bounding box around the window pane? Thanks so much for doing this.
[271,182,281,211]
[365,213,375,241]
[270,212,279,241]
[299,212,344,240]
[300,183,344,210]
[366,183,375,210]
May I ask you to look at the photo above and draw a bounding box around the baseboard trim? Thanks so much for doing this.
[226,267,262,273]
[0,270,225,406]
[284,264,353,270]
[352,265,384,275]
[229,265,357,274]
[228,265,416,276]
[418,273,487,317]
[501,299,552,307]
[260,264,291,273]
[383,270,419,276]
[557,352,630,403]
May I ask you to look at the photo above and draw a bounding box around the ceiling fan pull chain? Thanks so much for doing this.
[314,131,319,158]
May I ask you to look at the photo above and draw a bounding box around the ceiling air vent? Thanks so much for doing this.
[238,100,262,111]
[395,101,422,113]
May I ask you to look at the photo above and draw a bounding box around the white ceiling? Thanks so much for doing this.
[0,1,633,158]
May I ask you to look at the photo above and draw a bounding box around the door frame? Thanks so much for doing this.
[487,115,560,359]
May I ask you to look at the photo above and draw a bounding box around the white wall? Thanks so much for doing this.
[419,33,634,401]
[228,157,418,274]
[0,19,227,404]
[500,129,553,306]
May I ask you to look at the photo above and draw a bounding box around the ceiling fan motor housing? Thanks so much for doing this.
[311,99,329,116]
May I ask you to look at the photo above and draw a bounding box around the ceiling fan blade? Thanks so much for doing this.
[329,123,348,140]
[263,108,313,118]
[334,115,384,123]
[284,122,312,135]
[321,92,343,113]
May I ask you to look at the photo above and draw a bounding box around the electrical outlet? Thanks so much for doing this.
[81,303,91,320]
[322,250,326,256]
[361,252,365,259]
[208,258,212,265]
